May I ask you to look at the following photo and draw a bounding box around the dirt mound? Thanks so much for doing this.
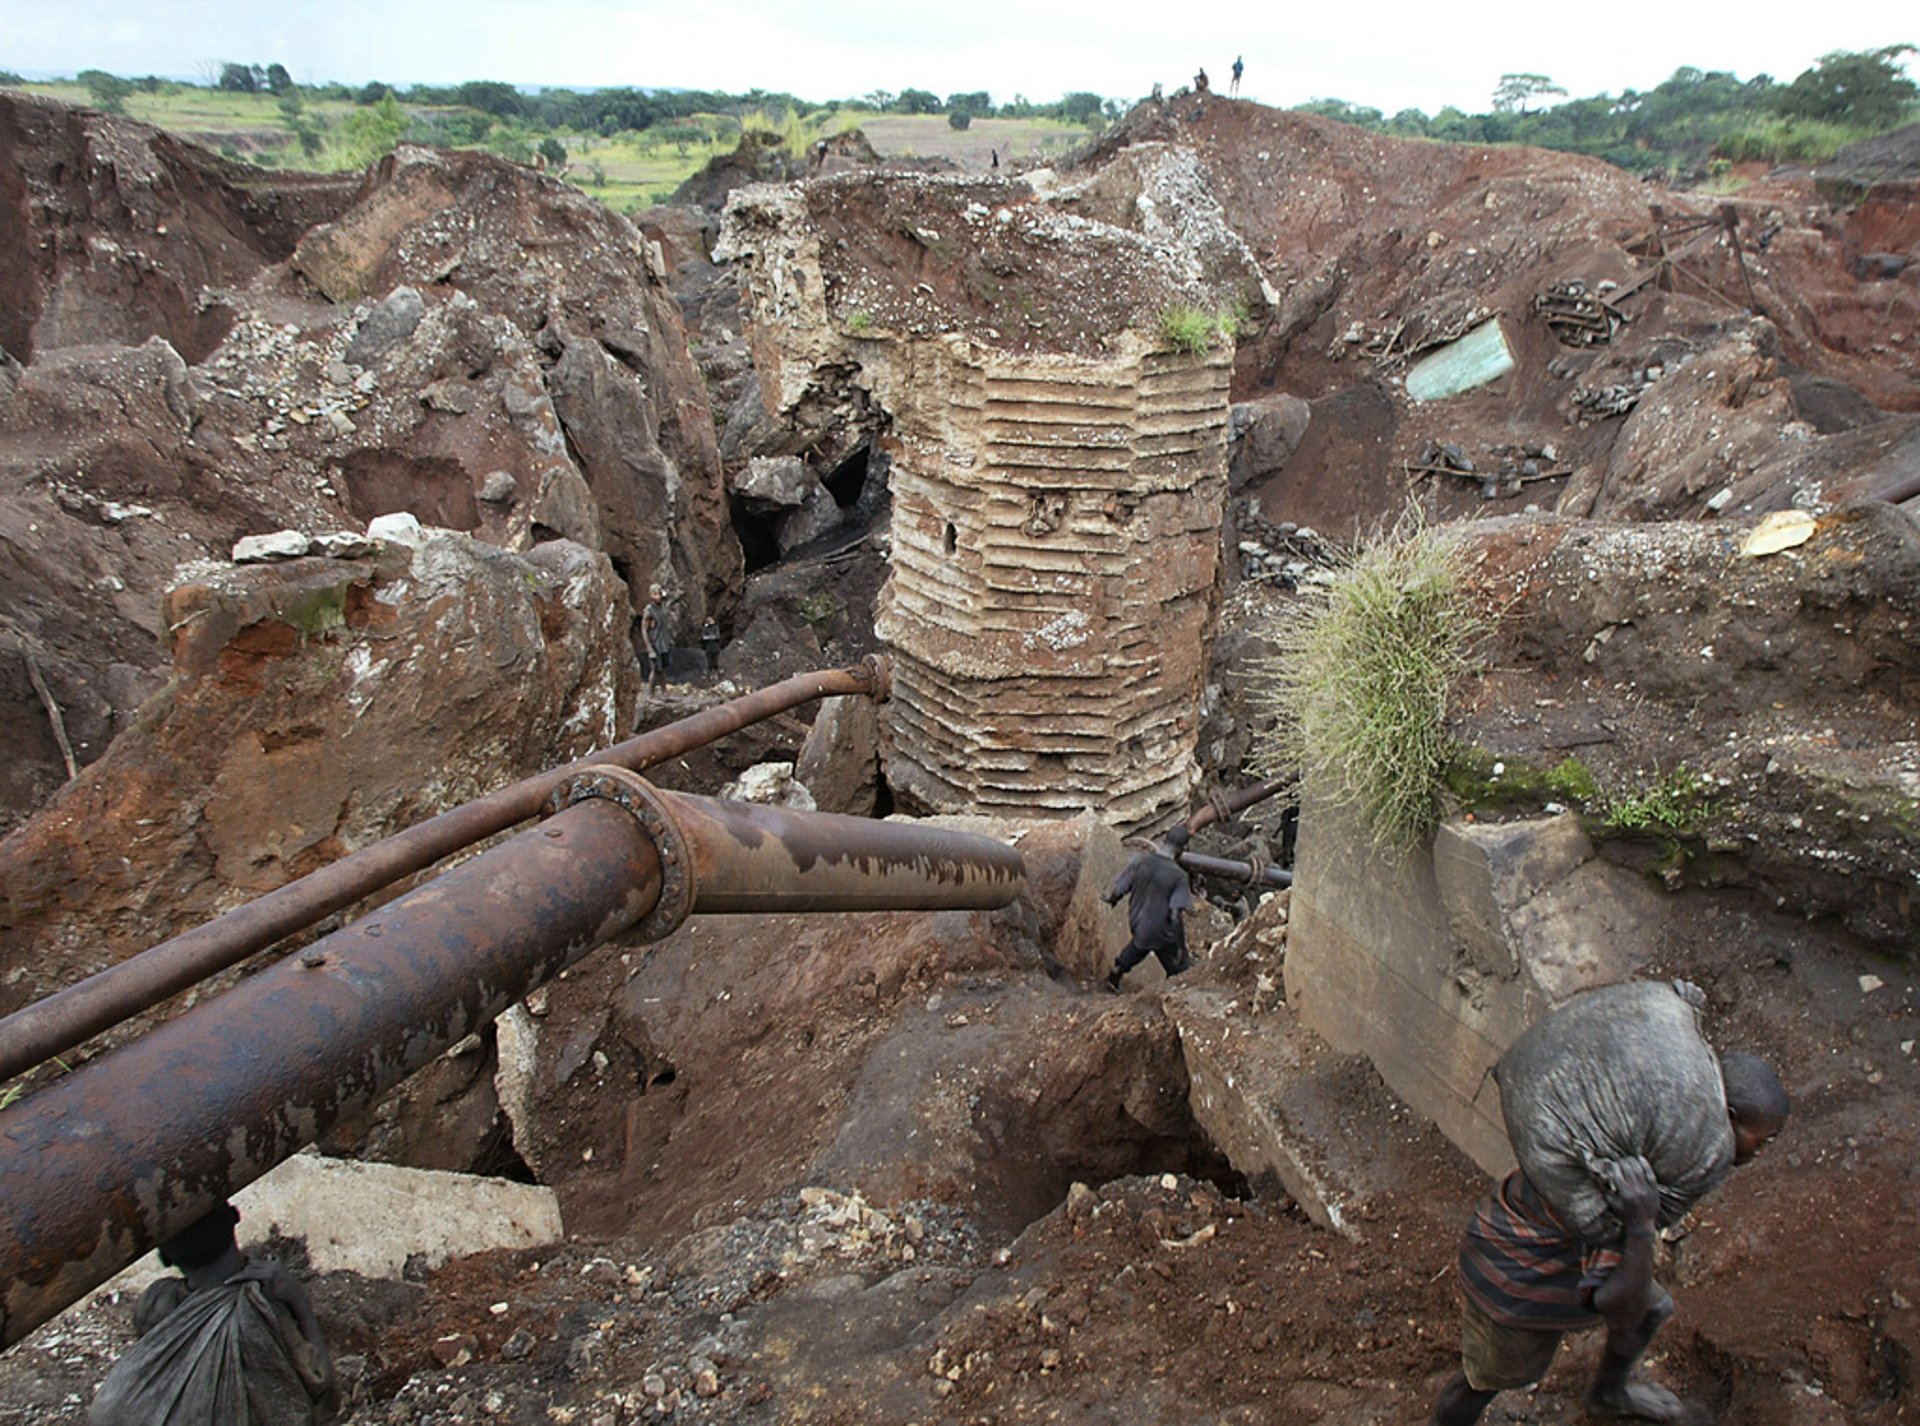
[1075,97,1918,541]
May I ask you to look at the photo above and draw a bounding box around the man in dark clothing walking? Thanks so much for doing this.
[1101,825,1194,991]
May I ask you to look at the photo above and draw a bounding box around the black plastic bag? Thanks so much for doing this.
[1496,980,1734,1246]
[91,1270,335,1426]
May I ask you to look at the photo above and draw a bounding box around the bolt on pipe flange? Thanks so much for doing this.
[549,767,695,941]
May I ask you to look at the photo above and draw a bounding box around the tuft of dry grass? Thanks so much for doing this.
[1248,513,1490,853]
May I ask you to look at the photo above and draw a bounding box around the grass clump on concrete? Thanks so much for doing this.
[1252,517,1489,853]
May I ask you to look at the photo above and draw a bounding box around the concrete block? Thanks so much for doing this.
[1167,989,1473,1239]
[1434,814,1593,978]
[84,1152,563,1307]
[1287,796,1665,1177]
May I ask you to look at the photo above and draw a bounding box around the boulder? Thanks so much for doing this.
[344,285,426,367]
[1228,394,1313,493]
[720,762,818,810]
[796,695,882,816]
[733,455,817,511]
[0,531,638,1021]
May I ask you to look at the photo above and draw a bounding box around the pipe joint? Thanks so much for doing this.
[548,768,695,941]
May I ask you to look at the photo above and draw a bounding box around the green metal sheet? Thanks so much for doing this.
[1405,319,1515,402]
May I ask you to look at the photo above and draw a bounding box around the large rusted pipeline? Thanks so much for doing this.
[0,658,890,1083]
[0,771,1022,1348]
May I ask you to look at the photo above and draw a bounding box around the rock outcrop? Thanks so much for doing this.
[0,96,741,831]
[0,530,636,1020]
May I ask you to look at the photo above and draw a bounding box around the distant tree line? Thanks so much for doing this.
[23,44,1911,180]
[1293,45,1919,174]
[187,63,1128,137]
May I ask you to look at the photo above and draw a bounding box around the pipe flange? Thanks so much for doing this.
[856,652,891,704]
[1206,787,1234,827]
[548,767,695,941]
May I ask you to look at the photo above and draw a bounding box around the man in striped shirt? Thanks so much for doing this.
[1429,1054,1788,1423]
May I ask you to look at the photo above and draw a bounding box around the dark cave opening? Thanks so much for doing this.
[730,500,782,574]
[822,441,871,509]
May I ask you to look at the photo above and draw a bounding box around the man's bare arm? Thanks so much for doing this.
[1590,1155,1662,1334]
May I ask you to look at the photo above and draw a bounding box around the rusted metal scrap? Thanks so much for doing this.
[1534,279,1626,347]
[1406,440,1570,500]
[1570,362,1669,423]
[0,770,1024,1348]
[1404,440,1479,482]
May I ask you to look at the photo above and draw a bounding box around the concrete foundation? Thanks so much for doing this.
[1285,804,1665,1176]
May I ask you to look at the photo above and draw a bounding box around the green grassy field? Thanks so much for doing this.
[9,82,1094,212]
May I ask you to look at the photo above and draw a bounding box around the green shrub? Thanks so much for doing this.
[1599,765,1711,838]
[1249,514,1490,852]
[1715,115,1860,165]
[1159,302,1252,355]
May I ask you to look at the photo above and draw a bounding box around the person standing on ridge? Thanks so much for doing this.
[640,586,668,688]
[1101,825,1194,991]
[1231,55,1244,94]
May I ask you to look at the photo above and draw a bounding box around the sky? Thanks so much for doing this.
[4,0,1913,118]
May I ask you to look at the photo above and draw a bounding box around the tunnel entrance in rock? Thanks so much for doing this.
[729,499,782,574]
[821,440,871,509]
[973,1092,1255,1241]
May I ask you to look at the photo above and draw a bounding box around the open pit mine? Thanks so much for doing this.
[1,84,1917,1425]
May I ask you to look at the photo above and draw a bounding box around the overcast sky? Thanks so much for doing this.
[5,0,1913,117]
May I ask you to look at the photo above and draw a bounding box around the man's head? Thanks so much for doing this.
[156,1202,241,1271]
[1158,825,1191,855]
[1721,1051,1789,1164]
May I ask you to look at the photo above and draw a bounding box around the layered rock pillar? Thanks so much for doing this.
[877,337,1228,824]
[719,171,1259,828]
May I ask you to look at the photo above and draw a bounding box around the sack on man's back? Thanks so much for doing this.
[91,1277,334,1425]
[1496,979,1735,1246]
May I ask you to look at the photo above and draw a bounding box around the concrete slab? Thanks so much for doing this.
[84,1152,562,1305]
[1287,800,1658,1176]
[1166,988,1474,1240]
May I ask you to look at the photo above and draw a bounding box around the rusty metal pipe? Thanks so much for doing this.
[0,773,1023,1347]
[1176,850,1293,889]
[668,789,1025,914]
[1184,772,1298,835]
[1869,472,1920,507]
[0,659,890,1083]
[0,795,662,1349]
